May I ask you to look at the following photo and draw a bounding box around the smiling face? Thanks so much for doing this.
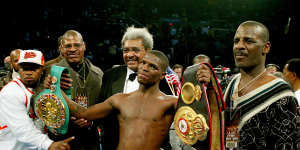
[233,24,270,70]
[60,34,86,65]
[137,53,165,86]
[122,38,147,72]
[19,63,43,88]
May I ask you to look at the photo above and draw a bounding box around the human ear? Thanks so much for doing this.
[262,42,271,55]
[160,72,166,80]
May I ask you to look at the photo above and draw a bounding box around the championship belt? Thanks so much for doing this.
[174,63,226,150]
[34,65,72,135]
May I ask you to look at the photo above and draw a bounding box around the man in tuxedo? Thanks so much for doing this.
[99,26,172,150]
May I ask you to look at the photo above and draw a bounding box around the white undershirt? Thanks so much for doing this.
[123,68,139,94]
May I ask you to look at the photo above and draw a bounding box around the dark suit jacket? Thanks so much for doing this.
[98,65,172,150]
[98,65,127,101]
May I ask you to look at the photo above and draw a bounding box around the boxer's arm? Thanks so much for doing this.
[61,89,114,120]
[173,97,178,110]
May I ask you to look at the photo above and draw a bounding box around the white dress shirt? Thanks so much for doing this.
[123,68,139,94]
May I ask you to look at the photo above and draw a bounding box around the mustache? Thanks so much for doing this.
[126,58,138,62]
[66,51,79,55]
[235,51,248,56]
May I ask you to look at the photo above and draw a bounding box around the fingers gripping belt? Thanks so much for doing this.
[174,63,226,150]
[34,65,72,135]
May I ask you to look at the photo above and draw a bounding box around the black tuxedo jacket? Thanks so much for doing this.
[98,65,172,150]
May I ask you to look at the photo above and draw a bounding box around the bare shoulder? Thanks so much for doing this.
[157,93,178,110]
[165,95,178,101]
[158,92,178,102]
[109,93,126,101]
[108,92,129,105]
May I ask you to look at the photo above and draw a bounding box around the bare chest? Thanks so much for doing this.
[118,99,171,122]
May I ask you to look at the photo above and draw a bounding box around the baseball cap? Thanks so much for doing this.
[18,50,45,66]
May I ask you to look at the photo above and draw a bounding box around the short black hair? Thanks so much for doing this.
[172,64,183,70]
[239,20,270,42]
[286,58,300,77]
[193,54,211,64]
[149,50,169,71]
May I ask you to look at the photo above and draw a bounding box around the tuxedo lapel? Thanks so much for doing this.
[112,66,127,94]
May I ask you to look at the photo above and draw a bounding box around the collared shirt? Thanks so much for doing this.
[123,68,139,94]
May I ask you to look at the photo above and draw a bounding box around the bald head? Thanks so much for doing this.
[4,56,11,71]
[10,49,21,58]
[238,21,270,42]
[4,56,10,64]
[10,49,22,71]
[61,30,84,44]
[59,30,86,64]
[193,54,210,65]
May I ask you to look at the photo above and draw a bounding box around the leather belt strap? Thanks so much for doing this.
[174,63,225,150]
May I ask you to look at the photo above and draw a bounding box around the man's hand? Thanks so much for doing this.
[48,136,74,150]
[71,116,92,128]
[60,73,72,89]
[196,64,211,85]
[44,73,72,89]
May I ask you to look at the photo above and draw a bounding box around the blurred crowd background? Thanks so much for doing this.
[0,0,297,72]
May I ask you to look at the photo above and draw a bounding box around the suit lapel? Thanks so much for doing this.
[112,66,127,94]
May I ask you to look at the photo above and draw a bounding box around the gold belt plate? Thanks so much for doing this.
[35,93,66,128]
[181,82,202,104]
[174,106,209,145]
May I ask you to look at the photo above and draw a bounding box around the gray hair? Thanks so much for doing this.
[121,26,153,50]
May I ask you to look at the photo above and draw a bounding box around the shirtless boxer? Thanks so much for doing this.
[60,50,178,150]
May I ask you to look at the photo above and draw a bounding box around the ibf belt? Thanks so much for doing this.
[34,65,72,135]
[174,63,226,150]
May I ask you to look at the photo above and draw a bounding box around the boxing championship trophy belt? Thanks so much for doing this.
[34,65,72,135]
[174,63,226,150]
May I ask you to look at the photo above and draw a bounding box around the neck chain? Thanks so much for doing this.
[76,63,86,89]
[238,69,266,92]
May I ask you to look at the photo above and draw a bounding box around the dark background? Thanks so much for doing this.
[0,0,297,71]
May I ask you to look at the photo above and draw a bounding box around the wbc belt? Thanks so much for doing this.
[174,63,226,150]
[34,65,72,135]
